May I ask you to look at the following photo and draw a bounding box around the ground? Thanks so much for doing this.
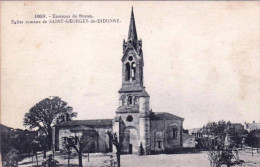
[18,148,260,167]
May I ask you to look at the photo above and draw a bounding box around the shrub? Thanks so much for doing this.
[42,154,59,167]
[2,148,19,167]
[138,142,145,156]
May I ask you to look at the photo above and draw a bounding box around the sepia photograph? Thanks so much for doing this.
[1,1,260,167]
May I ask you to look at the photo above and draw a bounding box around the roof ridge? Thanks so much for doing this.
[151,112,184,120]
[55,119,113,127]
[71,119,113,121]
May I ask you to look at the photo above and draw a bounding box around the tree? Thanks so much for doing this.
[62,137,72,167]
[63,131,95,167]
[42,154,59,167]
[201,120,242,167]
[107,132,123,167]
[1,130,12,160]
[2,148,19,167]
[23,96,77,149]
[246,129,260,154]
[1,128,37,166]
[138,142,145,156]
[31,140,40,166]
[35,135,48,158]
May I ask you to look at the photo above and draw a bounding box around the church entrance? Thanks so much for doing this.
[129,144,133,154]
[122,127,138,154]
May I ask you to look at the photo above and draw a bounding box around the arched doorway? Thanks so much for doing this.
[122,127,139,154]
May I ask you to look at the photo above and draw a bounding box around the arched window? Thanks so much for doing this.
[125,63,130,81]
[127,96,132,105]
[131,62,136,80]
[172,128,178,139]
[134,96,139,105]
[157,139,162,149]
[121,96,126,106]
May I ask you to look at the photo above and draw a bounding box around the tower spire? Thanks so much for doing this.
[128,7,138,45]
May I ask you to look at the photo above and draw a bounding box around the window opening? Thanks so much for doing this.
[126,115,133,122]
[131,62,136,80]
[158,139,162,149]
[134,96,139,105]
[125,63,130,81]
[128,96,132,105]
[172,128,178,139]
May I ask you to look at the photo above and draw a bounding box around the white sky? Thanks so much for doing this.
[1,2,260,129]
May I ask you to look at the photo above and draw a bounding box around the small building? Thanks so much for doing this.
[183,134,196,148]
[230,123,246,134]
[149,112,184,153]
[188,128,203,138]
[53,119,113,152]
[244,121,260,132]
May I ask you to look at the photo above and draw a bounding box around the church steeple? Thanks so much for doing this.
[119,7,146,93]
[127,7,138,49]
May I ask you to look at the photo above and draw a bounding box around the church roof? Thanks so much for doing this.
[118,87,149,97]
[55,119,113,127]
[118,86,144,93]
[139,90,150,97]
[69,125,95,132]
[150,112,184,121]
[116,105,139,113]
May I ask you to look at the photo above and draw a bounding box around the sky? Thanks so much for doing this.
[1,1,260,130]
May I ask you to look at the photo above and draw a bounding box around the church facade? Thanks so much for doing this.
[53,8,184,154]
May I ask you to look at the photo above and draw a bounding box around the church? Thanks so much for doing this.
[53,8,184,154]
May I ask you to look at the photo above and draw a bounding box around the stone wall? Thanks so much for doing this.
[150,119,183,152]
[55,125,112,153]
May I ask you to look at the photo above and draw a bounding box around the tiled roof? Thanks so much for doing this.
[55,119,113,127]
[150,112,184,121]
[139,90,150,97]
[69,125,95,131]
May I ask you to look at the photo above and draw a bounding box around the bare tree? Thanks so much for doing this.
[63,132,94,167]
[62,137,72,167]
[31,140,40,166]
[107,132,123,167]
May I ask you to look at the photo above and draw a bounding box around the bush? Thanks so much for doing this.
[2,148,19,167]
[42,154,59,167]
[138,143,145,156]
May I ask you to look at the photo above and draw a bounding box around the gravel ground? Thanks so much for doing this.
[18,148,260,167]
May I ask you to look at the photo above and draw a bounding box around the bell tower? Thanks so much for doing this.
[120,7,145,94]
[115,7,151,154]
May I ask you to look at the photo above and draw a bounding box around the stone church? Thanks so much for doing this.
[53,8,184,154]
